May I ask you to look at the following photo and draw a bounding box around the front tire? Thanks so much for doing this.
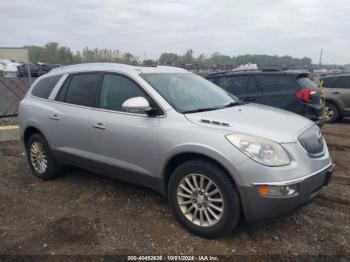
[168,159,241,238]
[26,133,61,180]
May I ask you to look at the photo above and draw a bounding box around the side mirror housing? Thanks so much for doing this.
[122,97,152,113]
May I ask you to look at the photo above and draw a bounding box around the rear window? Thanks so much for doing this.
[297,77,318,88]
[334,76,350,89]
[64,73,100,107]
[255,75,296,91]
[31,75,62,99]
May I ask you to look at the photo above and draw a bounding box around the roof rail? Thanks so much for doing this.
[206,68,282,77]
[231,68,281,73]
[50,63,139,73]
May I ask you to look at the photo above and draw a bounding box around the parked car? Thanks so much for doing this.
[206,69,323,126]
[320,74,350,123]
[38,62,60,74]
[19,63,334,238]
[17,64,40,77]
[0,60,22,77]
[17,63,60,78]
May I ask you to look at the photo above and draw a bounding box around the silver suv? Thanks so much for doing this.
[19,63,334,238]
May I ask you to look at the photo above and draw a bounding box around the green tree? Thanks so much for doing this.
[183,49,194,64]
[159,53,178,65]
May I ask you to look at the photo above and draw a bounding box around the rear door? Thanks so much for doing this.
[256,74,299,112]
[49,72,100,163]
[216,75,263,102]
[332,76,350,113]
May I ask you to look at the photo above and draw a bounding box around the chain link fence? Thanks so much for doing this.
[0,76,36,117]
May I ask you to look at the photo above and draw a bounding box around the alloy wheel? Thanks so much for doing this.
[30,141,48,174]
[324,106,334,121]
[176,173,224,227]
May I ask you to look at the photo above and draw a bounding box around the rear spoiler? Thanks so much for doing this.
[286,72,309,78]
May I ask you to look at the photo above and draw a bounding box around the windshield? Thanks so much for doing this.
[141,73,239,113]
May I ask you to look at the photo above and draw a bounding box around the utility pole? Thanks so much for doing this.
[319,48,323,65]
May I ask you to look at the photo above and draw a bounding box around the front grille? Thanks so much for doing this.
[298,125,324,156]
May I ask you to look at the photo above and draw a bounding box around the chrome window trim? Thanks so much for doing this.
[44,70,167,118]
[48,74,69,100]
[29,74,65,100]
[91,106,166,118]
[252,162,333,186]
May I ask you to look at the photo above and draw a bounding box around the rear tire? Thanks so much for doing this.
[26,133,61,180]
[168,159,241,238]
[324,102,339,123]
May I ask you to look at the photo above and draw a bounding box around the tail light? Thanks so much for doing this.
[295,88,318,103]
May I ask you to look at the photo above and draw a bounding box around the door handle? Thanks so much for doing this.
[93,123,106,130]
[332,91,340,95]
[49,114,60,121]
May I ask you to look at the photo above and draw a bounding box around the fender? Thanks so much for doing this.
[159,143,247,193]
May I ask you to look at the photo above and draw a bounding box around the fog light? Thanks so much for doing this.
[257,184,298,197]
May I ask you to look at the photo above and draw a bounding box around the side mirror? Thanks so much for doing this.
[122,97,152,113]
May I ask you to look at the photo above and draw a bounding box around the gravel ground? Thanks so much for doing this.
[0,117,18,126]
[0,120,349,257]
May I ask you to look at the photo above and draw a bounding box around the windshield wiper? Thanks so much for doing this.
[182,107,220,114]
[182,101,246,114]
[221,100,246,108]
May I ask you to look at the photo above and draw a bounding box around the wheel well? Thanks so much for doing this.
[325,99,341,113]
[163,152,238,194]
[23,127,42,148]
[163,152,245,219]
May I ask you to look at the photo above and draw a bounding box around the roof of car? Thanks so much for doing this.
[206,69,309,78]
[48,63,188,76]
[320,74,350,79]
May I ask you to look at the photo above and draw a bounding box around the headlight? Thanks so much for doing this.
[226,134,290,166]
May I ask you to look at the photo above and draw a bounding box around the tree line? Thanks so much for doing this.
[25,42,312,67]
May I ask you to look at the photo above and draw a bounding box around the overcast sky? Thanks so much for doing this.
[1,0,349,64]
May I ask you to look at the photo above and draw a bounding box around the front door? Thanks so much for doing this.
[90,73,159,184]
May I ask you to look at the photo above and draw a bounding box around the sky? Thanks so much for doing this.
[1,0,349,64]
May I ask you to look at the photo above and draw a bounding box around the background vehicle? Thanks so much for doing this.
[320,74,350,123]
[0,59,22,77]
[206,69,323,125]
[19,63,333,238]
[17,63,60,77]
[17,64,40,77]
[37,62,60,74]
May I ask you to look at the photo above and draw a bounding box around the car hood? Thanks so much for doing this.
[185,103,314,143]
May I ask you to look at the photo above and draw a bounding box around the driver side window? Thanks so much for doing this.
[99,74,147,112]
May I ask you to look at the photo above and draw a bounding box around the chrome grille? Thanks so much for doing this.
[298,125,324,156]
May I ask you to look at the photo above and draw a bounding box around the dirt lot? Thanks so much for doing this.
[0,121,349,257]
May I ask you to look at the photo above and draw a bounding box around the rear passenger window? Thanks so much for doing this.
[256,75,295,92]
[218,76,249,95]
[64,73,100,107]
[297,77,318,88]
[321,77,337,88]
[31,75,61,99]
[334,76,350,89]
[99,74,147,112]
[247,77,260,93]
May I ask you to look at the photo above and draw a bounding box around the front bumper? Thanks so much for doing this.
[240,163,335,221]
